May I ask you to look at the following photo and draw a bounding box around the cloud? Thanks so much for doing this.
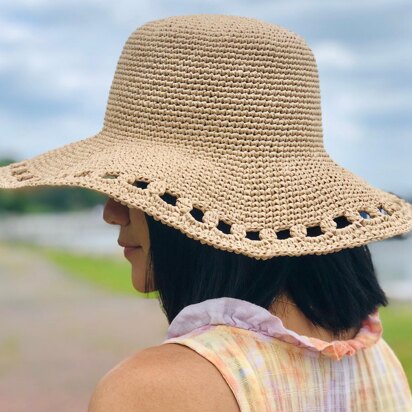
[312,41,357,69]
[0,110,100,159]
[332,88,412,116]
[0,19,32,44]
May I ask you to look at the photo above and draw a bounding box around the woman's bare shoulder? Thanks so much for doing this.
[88,343,239,412]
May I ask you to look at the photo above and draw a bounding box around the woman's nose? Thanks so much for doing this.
[103,197,130,226]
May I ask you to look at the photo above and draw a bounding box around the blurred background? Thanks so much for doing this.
[0,1,411,411]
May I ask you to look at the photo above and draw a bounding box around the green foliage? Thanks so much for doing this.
[0,158,16,167]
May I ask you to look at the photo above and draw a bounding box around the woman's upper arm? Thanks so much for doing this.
[88,364,163,412]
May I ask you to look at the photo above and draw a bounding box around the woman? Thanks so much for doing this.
[97,198,410,411]
[1,14,411,411]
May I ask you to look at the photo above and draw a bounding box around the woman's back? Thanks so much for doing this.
[161,297,412,412]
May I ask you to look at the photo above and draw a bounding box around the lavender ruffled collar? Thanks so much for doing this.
[165,297,383,361]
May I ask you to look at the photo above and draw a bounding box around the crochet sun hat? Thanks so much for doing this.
[0,14,411,260]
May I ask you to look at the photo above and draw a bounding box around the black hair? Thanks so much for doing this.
[143,213,388,338]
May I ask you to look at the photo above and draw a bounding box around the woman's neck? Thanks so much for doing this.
[268,295,359,342]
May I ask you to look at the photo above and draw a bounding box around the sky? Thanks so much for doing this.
[0,0,411,197]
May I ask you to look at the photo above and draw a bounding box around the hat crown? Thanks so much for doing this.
[102,14,324,158]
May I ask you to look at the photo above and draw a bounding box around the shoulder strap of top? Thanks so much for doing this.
[162,324,270,412]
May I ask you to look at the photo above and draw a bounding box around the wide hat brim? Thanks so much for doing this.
[0,128,411,260]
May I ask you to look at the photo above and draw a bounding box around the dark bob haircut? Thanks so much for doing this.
[143,212,389,338]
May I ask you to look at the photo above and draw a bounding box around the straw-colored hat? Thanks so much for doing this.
[0,14,411,259]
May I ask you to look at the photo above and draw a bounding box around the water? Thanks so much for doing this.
[0,207,411,299]
[0,205,122,257]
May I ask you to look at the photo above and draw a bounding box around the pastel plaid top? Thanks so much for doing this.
[160,297,412,411]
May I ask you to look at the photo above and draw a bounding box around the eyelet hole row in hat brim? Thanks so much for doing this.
[17,171,393,240]
[111,177,395,241]
[107,176,396,239]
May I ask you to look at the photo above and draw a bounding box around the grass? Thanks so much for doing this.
[2,241,412,387]
[379,303,412,388]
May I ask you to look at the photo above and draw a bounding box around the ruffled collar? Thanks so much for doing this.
[165,297,383,361]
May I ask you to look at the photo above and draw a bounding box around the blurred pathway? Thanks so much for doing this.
[0,243,168,412]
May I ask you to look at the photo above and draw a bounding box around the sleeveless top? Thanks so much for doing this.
[160,297,412,412]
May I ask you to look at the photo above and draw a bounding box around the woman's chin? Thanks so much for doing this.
[131,274,146,293]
